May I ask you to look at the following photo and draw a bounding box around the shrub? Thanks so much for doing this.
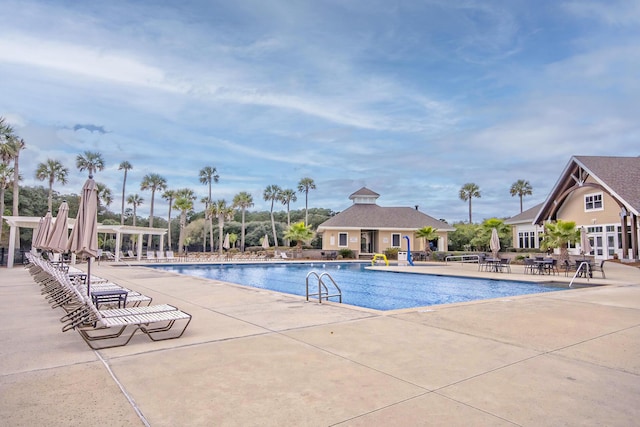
[384,247,399,260]
[338,248,355,259]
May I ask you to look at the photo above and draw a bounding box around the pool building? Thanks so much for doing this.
[316,187,454,258]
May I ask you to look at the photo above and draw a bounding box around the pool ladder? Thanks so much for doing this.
[306,271,342,304]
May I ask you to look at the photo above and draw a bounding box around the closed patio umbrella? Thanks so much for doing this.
[490,227,500,259]
[67,176,99,297]
[32,217,44,252]
[580,227,592,256]
[44,201,70,254]
[262,234,270,250]
[35,212,53,250]
[223,232,230,250]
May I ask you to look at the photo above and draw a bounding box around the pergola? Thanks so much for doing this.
[2,216,167,268]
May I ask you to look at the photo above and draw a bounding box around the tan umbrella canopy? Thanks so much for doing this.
[67,177,99,297]
[490,227,500,259]
[34,212,53,250]
[580,227,592,256]
[32,217,44,250]
[262,233,270,250]
[223,232,230,250]
[44,201,70,253]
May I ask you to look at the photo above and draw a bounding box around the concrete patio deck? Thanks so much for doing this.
[1,260,639,426]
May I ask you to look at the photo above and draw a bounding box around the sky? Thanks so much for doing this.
[1,0,639,224]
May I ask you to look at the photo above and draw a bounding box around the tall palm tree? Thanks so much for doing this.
[118,161,133,225]
[126,194,144,226]
[173,188,196,254]
[96,183,113,213]
[140,173,167,248]
[75,150,105,177]
[459,182,481,224]
[0,163,13,242]
[510,179,533,213]
[35,159,69,212]
[280,189,297,227]
[263,184,282,249]
[162,189,176,250]
[208,199,234,255]
[297,177,316,226]
[199,166,219,253]
[200,196,209,252]
[233,191,254,252]
[0,118,19,244]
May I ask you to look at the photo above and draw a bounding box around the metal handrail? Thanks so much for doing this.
[306,271,342,303]
[445,254,480,264]
[569,261,591,288]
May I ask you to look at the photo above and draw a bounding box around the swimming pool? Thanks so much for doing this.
[149,262,566,311]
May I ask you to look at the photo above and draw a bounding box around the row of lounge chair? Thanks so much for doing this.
[24,254,192,349]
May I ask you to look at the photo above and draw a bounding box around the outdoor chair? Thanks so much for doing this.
[155,251,166,262]
[523,258,535,274]
[146,251,156,262]
[166,251,176,261]
[63,301,192,349]
[498,258,511,273]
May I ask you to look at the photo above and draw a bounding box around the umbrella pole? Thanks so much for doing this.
[87,257,91,298]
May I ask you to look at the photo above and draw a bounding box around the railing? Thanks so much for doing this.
[569,261,591,288]
[445,254,481,264]
[306,271,342,304]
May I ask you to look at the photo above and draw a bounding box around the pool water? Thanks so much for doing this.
[150,262,566,311]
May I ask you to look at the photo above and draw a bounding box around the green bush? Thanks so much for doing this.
[338,248,355,259]
[384,247,399,260]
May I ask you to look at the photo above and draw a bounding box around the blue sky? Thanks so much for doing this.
[1,0,639,223]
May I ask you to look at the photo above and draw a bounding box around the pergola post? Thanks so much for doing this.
[7,225,16,268]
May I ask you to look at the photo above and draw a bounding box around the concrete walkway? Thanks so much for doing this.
[1,260,639,426]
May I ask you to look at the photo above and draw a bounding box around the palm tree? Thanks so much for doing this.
[263,184,282,249]
[173,188,196,254]
[280,189,297,227]
[233,191,254,252]
[35,159,69,212]
[96,183,113,213]
[208,199,235,255]
[140,173,167,248]
[541,219,579,264]
[459,183,481,224]
[284,221,314,251]
[199,166,219,252]
[162,189,176,249]
[297,177,316,226]
[415,226,438,254]
[75,150,105,177]
[126,194,144,226]
[118,161,133,225]
[0,163,13,242]
[510,179,533,213]
[200,196,209,252]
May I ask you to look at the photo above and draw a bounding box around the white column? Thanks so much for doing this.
[137,233,143,260]
[7,225,16,268]
[115,231,121,262]
[159,234,165,253]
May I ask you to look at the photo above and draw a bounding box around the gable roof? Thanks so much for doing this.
[534,155,640,224]
[317,204,454,231]
[504,203,544,225]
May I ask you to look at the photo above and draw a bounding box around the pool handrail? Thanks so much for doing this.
[445,254,481,264]
[305,271,342,303]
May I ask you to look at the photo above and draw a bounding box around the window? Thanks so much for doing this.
[584,193,603,211]
[391,233,401,247]
[338,233,348,247]
[518,231,537,249]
